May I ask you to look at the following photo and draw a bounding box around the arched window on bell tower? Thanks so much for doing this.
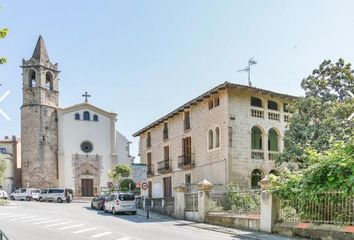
[29,70,36,88]
[45,72,53,90]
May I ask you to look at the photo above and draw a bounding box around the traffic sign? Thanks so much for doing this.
[141,182,148,191]
[107,181,113,188]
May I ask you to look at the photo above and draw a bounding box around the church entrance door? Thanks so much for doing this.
[81,179,93,197]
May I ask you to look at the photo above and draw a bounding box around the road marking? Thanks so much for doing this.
[92,232,112,238]
[0,214,25,219]
[22,217,50,223]
[116,237,131,240]
[10,215,37,221]
[33,219,61,225]
[74,227,97,234]
[58,224,84,230]
[45,221,72,227]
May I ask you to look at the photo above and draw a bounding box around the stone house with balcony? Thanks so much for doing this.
[133,82,296,198]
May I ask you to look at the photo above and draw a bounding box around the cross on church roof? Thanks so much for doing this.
[82,91,91,102]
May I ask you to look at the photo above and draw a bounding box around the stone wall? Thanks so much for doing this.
[21,104,58,188]
[227,88,290,188]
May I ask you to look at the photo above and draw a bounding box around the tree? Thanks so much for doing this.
[0,6,8,64]
[119,179,136,192]
[108,164,132,189]
[0,156,6,182]
[277,59,354,167]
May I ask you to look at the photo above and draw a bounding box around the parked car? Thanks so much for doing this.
[38,188,73,203]
[91,195,108,210]
[31,189,41,201]
[0,190,9,199]
[104,192,136,215]
[10,188,39,201]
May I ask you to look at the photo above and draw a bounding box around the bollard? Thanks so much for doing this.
[147,206,150,219]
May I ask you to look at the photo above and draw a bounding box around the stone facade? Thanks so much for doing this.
[21,36,59,188]
[0,136,21,191]
[134,82,295,197]
[72,154,103,197]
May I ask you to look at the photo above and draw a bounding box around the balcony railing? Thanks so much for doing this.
[268,111,280,121]
[284,114,290,122]
[147,165,154,177]
[268,151,279,161]
[178,154,194,170]
[157,160,172,174]
[251,150,265,160]
[251,108,264,119]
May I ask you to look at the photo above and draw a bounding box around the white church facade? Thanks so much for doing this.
[21,36,132,197]
[57,103,118,197]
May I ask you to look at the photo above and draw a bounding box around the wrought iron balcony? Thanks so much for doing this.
[157,160,172,174]
[178,154,194,170]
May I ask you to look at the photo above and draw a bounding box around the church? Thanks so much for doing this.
[21,36,131,197]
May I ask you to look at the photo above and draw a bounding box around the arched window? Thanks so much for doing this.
[268,100,278,110]
[93,115,98,121]
[251,97,262,107]
[268,128,279,151]
[269,169,280,176]
[251,126,262,150]
[251,169,265,189]
[45,72,53,90]
[215,127,220,148]
[83,111,90,121]
[208,129,214,150]
[75,113,80,120]
[29,70,36,88]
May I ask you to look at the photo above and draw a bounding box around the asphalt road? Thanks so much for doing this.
[0,201,247,240]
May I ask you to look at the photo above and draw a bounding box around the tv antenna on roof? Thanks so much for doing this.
[237,58,257,87]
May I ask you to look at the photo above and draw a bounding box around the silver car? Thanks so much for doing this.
[39,188,73,203]
[104,192,137,215]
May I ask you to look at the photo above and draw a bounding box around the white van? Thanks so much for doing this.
[104,192,136,215]
[10,188,39,201]
[39,188,73,203]
[31,189,41,201]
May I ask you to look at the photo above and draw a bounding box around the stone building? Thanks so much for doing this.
[21,36,59,188]
[21,36,133,196]
[116,131,134,165]
[0,136,21,193]
[133,82,296,198]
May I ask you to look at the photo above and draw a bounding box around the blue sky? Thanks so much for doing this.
[1,0,354,159]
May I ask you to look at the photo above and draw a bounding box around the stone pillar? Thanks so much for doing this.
[197,179,213,222]
[259,176,280,233]
[174,185,186,219]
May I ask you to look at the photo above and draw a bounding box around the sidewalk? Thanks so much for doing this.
[136,209,302,240]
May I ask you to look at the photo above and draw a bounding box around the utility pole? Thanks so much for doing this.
[238,58,257,87]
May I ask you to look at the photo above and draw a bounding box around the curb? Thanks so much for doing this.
[190,224,265,240]
[136,210,164,221]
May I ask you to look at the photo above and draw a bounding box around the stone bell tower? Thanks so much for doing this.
[21,35,59,188]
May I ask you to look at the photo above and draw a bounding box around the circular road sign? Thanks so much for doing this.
[141,182,148,191]
[107,181,113,188]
